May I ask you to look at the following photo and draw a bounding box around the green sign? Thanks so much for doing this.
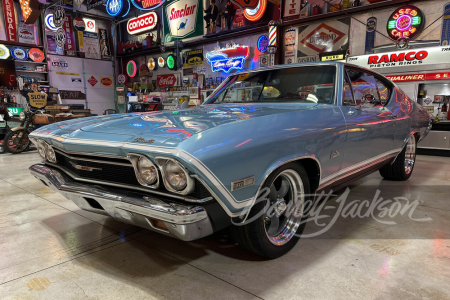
[7,107,24,115]
[163,0,204,43]
[167,54,176,70]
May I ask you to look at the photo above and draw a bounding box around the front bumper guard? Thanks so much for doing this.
[30,164,214,241]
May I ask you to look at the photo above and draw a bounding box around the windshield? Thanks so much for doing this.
[205,65,336,105]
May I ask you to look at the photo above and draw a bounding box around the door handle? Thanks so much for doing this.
[390,114,398,119]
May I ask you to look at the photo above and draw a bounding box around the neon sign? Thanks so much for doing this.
[131,0,166,11]
[45,14,57,31]
[106,0,130,17]
[0,44,10,59]
[206,45,250,73]
[167,54,176,70]
[127,60,137,77]
[387,5,424,40]
[257,35,269,52]
[243,0,266,22]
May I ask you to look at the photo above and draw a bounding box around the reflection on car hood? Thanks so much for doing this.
[34,103,317,147]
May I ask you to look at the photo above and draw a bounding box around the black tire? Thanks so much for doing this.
[231,163,311,259]
[379,134,417,181]
[4,129,30,154]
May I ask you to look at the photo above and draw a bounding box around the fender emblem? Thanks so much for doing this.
[231,176,255,191]
[330,150,340,159]
[133,138,155,144]
[70,161,102,171]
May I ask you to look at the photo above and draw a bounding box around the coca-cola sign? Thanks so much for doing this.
[127,11,158,35]
[157,74,178,87]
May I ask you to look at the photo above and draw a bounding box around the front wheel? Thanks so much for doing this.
[4,129,30,154]
[231,163,310,259]
[379,133,417,181]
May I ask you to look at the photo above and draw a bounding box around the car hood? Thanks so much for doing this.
[35,104,317,148]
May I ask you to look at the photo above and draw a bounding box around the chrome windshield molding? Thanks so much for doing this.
[54,148,133,167]
[127,153,160,189]
[44,162,209,203]
[154,156,195,196]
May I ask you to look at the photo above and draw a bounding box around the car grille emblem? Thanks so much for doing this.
[70,161,102,171]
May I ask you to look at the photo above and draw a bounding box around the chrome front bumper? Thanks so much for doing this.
[30,164,214,241]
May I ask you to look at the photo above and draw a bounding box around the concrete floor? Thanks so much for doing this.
[0,150,449,300]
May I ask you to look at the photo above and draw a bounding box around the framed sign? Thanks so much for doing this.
[387,5,425,41]
[183,49,203,67]
[28,92,48,108]
[163,0,203,43]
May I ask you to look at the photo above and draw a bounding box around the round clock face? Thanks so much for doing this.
[158,57,165,68]
[148,58,156,70]
[386,5,425,41]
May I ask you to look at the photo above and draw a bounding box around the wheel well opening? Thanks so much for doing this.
[294,158,320,191]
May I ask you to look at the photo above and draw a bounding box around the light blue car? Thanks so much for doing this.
[29,62,431,258]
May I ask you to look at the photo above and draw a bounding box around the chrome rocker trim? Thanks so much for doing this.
[30,164,214,241]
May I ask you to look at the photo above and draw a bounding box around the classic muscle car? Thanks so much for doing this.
[29,62,431,258]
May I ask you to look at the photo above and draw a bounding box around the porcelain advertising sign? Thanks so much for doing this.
[163,0,203,43]
[127,11,158,35]
[347,45,450,69]
[157,74,178,87]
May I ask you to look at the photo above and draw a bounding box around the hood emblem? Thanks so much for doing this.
[70,161,102,171]
[133,138,155,144]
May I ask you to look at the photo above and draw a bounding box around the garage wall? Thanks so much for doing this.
[49,54,114,115]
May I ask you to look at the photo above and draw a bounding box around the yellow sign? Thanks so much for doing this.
[28,92,48,108]
[321,54,344,61]
[237,73,249,81]
[78,31,84,51]
[56,72,80,75]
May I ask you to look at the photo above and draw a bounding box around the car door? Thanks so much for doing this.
[339,67,397,172]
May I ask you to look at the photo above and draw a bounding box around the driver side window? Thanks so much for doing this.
[346,68,391,106]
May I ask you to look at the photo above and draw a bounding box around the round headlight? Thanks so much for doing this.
[46,145,57,163]
[137,157,158,185]
[37,140,46,159]
[165,160,187,191]
[19,111,26,121]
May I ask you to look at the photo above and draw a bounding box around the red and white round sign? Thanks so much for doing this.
[117,74,127,84]
[127,12,158,35]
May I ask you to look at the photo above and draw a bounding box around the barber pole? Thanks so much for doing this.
[269,23,277,46]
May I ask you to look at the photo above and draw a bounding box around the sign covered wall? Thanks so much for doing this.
[163,0,203,43]
[293,18,350,63]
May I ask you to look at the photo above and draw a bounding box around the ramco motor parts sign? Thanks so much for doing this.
[163,0,203,43]
[347,45,450,69]
[127,11,158,35]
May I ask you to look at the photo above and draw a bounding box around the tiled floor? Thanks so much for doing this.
[0,151,449,299]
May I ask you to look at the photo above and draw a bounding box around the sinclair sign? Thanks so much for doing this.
[347,46,450,69]
[163,0,203,43]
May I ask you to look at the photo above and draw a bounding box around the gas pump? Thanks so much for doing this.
[116,85,126,113]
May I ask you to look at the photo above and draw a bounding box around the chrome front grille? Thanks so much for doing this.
[54,150,139,186]
[52,149,212,200]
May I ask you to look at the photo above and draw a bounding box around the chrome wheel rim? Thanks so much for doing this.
[404,134,416,175]
[264,169,304,246]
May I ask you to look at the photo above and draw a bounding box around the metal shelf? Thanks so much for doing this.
[14,61,47,64]
[16,70,48,74]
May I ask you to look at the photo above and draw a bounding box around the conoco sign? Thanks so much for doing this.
[127,11,158,35]
[157,74,177,87]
